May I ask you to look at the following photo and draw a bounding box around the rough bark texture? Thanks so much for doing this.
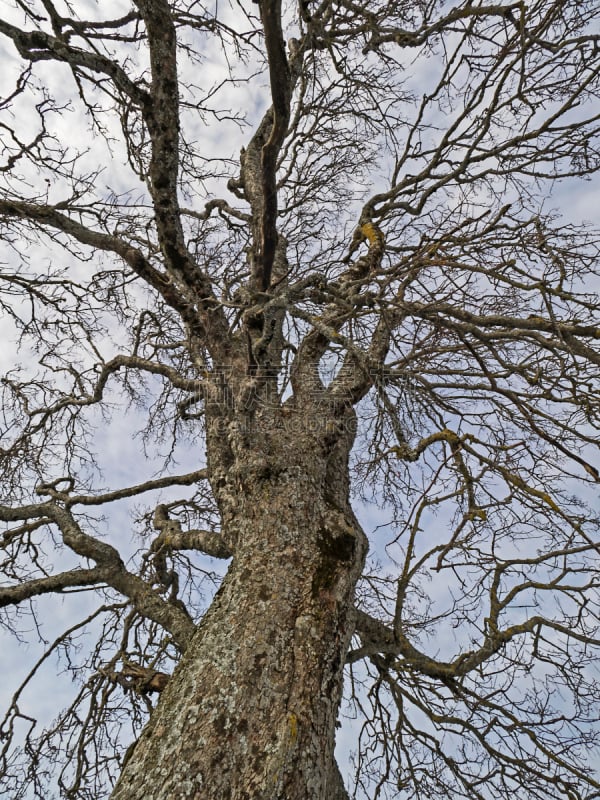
[2,3,599,800]
[111,409,366,800]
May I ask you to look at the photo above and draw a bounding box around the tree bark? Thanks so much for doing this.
[111,423,366,800]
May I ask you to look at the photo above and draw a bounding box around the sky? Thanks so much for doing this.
[1,1,599,798]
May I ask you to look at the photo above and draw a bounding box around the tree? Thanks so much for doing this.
[0,0,599,797]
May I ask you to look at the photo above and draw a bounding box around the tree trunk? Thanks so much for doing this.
[111,431,366,800]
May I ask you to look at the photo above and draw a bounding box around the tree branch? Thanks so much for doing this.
[0,567,105,607]
[152,504,232,560]
[258,0,291,290]
[132,0,231,354]
[52,506,196,650]
[0,19,148,104]
[67,469,209,508]
[0,198,188,313]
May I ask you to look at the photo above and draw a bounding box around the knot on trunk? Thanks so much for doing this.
[312,510,359,600]
[103,660,170,695]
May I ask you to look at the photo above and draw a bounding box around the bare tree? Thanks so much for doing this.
[0,1,599,798]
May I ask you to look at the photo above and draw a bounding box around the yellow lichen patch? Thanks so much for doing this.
[388,427,463,462]
[360,222,384,247]
[288,711,298,742]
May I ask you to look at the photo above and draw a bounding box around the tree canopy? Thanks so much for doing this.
[0,1,599,799]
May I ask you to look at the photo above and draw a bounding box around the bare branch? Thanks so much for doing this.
[0,567,105,607]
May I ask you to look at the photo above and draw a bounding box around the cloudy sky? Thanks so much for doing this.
[1,1,599,798]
